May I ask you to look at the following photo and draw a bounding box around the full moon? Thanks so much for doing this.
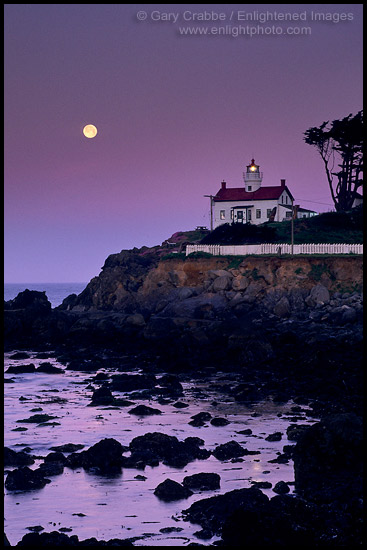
[83,124,97,138]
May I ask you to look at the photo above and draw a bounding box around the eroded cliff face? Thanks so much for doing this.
[63,253,363,316]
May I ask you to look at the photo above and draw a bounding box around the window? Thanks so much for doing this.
[248,186,252,191]
[267,209,272,218]
[231,210,234,220]
[248,210,252,221]
[256,209,261,219]
[220,210,225,220]
[285,211,292,218]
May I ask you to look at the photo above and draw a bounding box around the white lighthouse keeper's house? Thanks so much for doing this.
[212,158,316,228]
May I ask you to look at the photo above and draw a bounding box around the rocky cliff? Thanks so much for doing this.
[59,252,363,322]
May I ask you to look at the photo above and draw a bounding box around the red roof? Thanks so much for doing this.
[213,185,293,202]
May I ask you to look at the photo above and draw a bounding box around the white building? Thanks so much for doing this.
[212,159,317,228]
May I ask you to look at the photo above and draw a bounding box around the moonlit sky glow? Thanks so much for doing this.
[4,4,363,282]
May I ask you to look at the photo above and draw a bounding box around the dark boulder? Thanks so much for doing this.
[273,481,290,494]
[293,413,363,502]
[188,412,212,427]
[286,424,309,441]
[6,364,36,374]
[9,352,31,359]
[6,289,51,314]
[182,487,269,535]
[66,438,124,472]
[156,374,183,396]
[127,431,210,469]
[128,404,162,416]
[5,466,51,491]
[43,452,67,464]
[182,473,220,491]
[38,462,64,476]
[49,443,85,453]
[36,363,65,374]
[4,447,35,466]
[90,385,115,406]
[109,373,157,392]
[154,478,193,501]
[265,432,282,442]
[16,414,58,424]
[212,440,246,461]
[220,494,316,546]
[14,530,134,546]
[210,417,230,426]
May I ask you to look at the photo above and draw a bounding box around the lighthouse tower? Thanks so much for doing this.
[243,158,263,192]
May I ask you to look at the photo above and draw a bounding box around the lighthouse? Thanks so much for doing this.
[243,158,263,192]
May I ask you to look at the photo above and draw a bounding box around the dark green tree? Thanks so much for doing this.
[304,110,363,211]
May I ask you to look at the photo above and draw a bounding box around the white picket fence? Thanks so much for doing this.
[185,243,363,256]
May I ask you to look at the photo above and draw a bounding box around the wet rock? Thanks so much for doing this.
[26,526,44,532]
[172,401,189,408]
[193,529,213,540]
[293,413,363,502]
[156,374,183,396]
[14,530,134,546]
[210,417,230,426]
[4,447,35,466]
[109,373,157,392]
[286,424,309,441]
[188,411,212,427]
[92,372,110,382]
[182,486,269,535]
[7,289,52,314]
[159,527,183,533]
[265,431,282,441]
[38,462,64,476]
[232,383,264,403]
[268,453,289,464]
[220,494,316,546]
[36,363,65,374]
[90,385,115,406]
[66,438,124,472]
[273,481,290,494]
[154,478,193,501]
[5,466,51,491]
[44,452,67,464]
[49,443,85,453]
[9,352,31,359]
[128,404,162,416]
[16,414,58,424]
[182,473,220,491]
[6,364,36,374]
[212,441,246,461]
[251,481,272,489]
[127,431,210,469]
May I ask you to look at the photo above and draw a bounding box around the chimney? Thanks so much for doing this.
[221,180,226,190]
[280,179,286,188]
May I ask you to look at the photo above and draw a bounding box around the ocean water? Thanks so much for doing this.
[4,283,87,309]
[4,350,319,546]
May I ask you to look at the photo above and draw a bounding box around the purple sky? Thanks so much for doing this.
[4,4,363,283]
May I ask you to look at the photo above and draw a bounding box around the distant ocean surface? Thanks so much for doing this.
[4,283,87,308]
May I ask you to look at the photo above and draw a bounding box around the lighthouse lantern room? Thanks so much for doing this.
[243,158,263,192]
